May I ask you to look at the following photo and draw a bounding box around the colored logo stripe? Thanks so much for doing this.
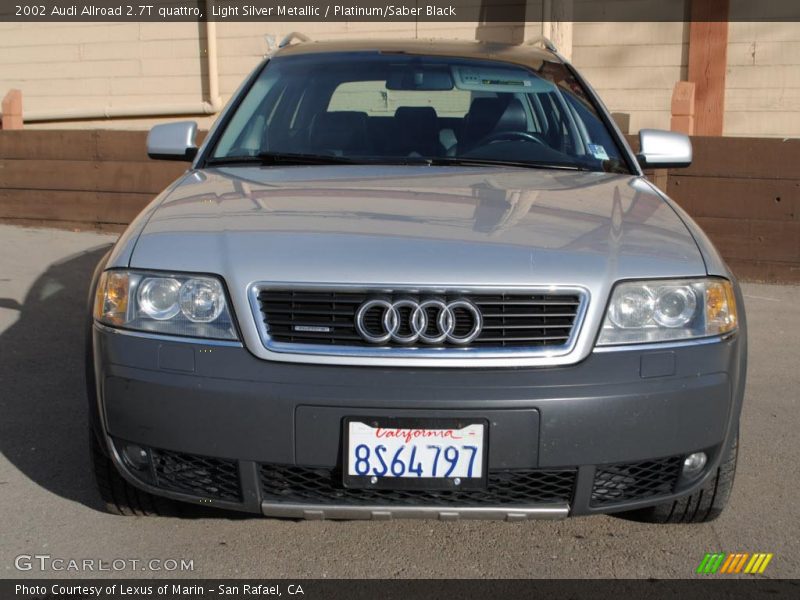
[745,553,774,574]
[720,553,749,573]
[697,553,726,574]
[719,553,736,573]
[697,553,773,574]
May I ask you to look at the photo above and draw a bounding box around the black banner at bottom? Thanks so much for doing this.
[3,579,799,600]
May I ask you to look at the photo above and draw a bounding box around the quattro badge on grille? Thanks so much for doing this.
[354,298,483,345]
[293,325,332,333]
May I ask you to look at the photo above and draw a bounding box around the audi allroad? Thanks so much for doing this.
[87,38,746,522]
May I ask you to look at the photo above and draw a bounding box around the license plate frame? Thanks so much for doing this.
[342,416,489,491]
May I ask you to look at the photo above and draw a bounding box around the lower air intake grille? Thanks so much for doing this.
[259,465,576,506]
[590,456,682,506]
[151,448,241,502]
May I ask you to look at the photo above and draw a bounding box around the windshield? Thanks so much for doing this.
[209,52,630,173]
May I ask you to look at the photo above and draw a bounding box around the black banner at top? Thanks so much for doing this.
[2,0,800,22]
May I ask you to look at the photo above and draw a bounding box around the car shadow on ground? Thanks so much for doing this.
[0,245,110,512]
[0,245,252,519]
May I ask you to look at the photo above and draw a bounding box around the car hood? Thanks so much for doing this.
[132,165,705,287]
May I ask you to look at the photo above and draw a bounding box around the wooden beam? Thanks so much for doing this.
[671,81,696,135]
[687,0,730,136]
[473,0,574,56]
[541,0,574,60]
[474,0,527,44]
[1,89,23,130]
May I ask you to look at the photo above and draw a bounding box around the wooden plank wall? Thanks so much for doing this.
[0,130,798,282]
[665,136,800,283]
[0,130,187,232]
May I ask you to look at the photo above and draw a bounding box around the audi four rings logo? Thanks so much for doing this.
[355,298,483,345]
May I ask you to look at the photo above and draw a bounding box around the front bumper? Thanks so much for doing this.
[92,325,745,519]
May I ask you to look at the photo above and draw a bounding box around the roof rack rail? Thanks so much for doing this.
[279,32,311,49]
[526,36,559,54]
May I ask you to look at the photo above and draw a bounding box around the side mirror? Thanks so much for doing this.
[637,129,692,169]
[147,121,198,161]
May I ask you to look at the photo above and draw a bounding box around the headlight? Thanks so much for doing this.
[138,277,182,320]
[93,270,238,340]
[597,278,737,346]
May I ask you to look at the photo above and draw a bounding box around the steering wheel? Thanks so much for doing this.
[474,131,546,147]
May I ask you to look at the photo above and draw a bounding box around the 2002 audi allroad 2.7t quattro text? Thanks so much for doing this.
[87,38,745,523]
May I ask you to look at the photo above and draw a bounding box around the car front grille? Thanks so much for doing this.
[259,465,576,506]
[256,288,583,349]
[590,456,682,506]
[150,448,242,502]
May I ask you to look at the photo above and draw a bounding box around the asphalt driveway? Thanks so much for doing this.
[0,224,797,579]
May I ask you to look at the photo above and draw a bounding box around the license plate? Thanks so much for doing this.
[343,418,487,490]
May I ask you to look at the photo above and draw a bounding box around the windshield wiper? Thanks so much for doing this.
[206,152,364,167]
[420,157,592,171]
[206,153,595,171]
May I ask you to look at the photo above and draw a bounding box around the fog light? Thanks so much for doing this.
[122,443,150,471]
[682,452,707,477]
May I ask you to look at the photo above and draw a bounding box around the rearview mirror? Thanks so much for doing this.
[386,66,454,91]
[637,129,692,169]
[147,121,198,161]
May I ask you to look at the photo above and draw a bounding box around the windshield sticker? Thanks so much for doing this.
[587,144,610,160]
[453,66,555,93]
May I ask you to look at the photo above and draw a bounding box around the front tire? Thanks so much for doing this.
[618,431,738,524]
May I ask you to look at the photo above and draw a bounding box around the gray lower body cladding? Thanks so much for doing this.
[92,326,745,519]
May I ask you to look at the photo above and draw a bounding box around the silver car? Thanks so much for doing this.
[87,38,746,522]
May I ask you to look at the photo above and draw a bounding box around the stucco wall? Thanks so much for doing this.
[725,21,800,137]
[0,20,799,135]
[572,22,688,133]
